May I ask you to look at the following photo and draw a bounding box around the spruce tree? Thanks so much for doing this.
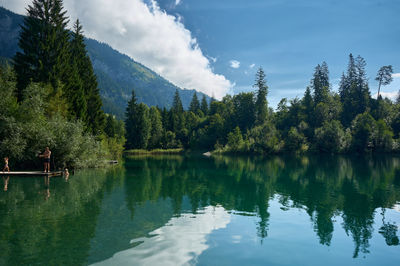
[339,54,370,127]
[189,92,200,114]
[254,67,268,125]
[14,0,70,101]
[172,89,184,113]
[302,87,314,128]
[124,90,150,149]
[200,95,209,115]
[312,62,330,105]
[70,19,105,134]
[125,89,138,149]
[135,103,151,149]
[148,106,163,148]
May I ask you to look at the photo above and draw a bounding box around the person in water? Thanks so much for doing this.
[63,168,69,181]
[39,147,51,173]
[3,157,10,173]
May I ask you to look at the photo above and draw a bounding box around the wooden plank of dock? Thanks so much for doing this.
[0,171,63,177]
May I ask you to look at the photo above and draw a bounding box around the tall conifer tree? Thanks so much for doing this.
[172,89,184,113]
[340,54,370,126]
[14,0,70,101]
[254,67,268,125]
[70,19,105,133]
[189,92,200,114]
[125,89,138,149]
[200,95,209,116]
[312,62,330,105]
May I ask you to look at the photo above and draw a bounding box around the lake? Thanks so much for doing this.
[1,154,400,265]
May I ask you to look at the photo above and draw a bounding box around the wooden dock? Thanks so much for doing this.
[0,171,63,177]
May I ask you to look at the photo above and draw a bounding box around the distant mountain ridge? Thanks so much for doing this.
[0,6,210,119]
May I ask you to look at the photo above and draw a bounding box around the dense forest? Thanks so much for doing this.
[2,0,400,167]
[125,56,399,154]
[0,0,125,169]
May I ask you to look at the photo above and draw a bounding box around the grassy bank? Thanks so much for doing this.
[124,148,184,155]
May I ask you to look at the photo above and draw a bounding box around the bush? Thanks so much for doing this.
[314,120,350,153]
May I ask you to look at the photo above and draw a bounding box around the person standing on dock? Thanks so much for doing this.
[39,147,51,173]
[3,157,10,173]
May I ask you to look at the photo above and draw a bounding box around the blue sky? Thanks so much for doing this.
[3,0,400,107]
[157,0,400,106]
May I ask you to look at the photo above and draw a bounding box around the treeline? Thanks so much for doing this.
[0,0,125,169]
[125,55,399,154]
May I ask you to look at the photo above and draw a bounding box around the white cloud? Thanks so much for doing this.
[249,63,256,69]
[0,0,29,14]
[372,91,399,100]
[393,73,400,78]
[230,60,240,69]
[175,0,182,6]
[1,0,232,99]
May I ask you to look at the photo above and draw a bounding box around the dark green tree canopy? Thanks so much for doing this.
[14,0,70,101]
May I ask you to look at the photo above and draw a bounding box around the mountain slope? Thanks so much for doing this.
[0,7,210,119]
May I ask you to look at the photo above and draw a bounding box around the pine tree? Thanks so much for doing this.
[172,89,184,113]
[189,92,200,114]
[124,90,151,149]
[125,89,138,149]
[302,87,314,127]
[148,106,163,148]
[375,65,393,98]
[14,0,71,101]
[339,54,370,127]
[312,62,330,105]
[254,67,268,125]
[200,95,209,116]
[70,19,105,134]
[135,103,151,149]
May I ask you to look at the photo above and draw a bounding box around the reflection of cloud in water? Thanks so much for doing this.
[92,206,230,266]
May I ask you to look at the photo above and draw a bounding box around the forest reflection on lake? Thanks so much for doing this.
[0,154,400,265]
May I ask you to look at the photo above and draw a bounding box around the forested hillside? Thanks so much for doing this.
[0,6,210,119]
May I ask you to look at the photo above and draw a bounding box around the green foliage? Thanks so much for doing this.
[172,89,184,114]
[285,127,307,152]
[189,92,200,114]
[373,119,393,152]
[225,126,245,153]
[340,54,370,127]
[148,107,163,149]
[233,92,256,131]
[375,65,393,97]
[312,62,330,105]
[0,72,117,168]
[247,122,283,154]
[200,95,209,116]
[314,120,350,153]
[254,67,268,125]
[351,113,376,152]
[13,0,70,101]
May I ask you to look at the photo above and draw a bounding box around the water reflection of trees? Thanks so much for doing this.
[1,155,399,263]
[0,166,125,265]
[123,155,400,257]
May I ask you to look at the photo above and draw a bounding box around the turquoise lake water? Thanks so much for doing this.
[1,154,400,265]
